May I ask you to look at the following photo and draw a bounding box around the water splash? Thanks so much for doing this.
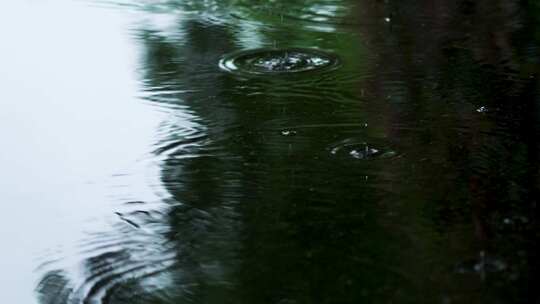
[328,139,398,160]
[219,48,339,75]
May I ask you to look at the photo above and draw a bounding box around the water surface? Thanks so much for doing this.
[1,0,539,303]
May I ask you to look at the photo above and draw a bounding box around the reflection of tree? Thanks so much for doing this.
[37,271,73,304]
[37,0,539,303]
[135,3,424,302]
[355,0,540,302]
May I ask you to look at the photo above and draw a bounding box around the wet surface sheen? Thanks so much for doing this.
[1,0,539,303]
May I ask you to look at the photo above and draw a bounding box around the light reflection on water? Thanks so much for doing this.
[1,0,539,303]
[0,0,164,302]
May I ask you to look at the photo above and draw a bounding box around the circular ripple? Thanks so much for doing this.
[219,48,339,75]
[329,139,398,160]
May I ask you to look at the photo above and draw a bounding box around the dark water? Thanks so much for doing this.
[1,0,539,303]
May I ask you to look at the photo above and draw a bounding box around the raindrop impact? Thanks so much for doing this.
[329,140,398,160]
[280,129,298,136]
[219,48,339,75]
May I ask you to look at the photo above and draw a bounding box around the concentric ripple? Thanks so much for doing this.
[219,48,339,75]
[329,138,398,160]
[35,201,178,304]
